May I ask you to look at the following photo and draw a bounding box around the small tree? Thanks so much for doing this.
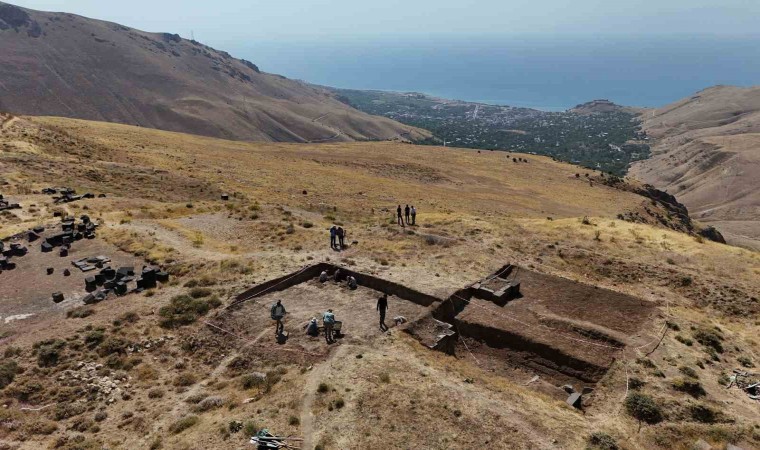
[624,392,662,431]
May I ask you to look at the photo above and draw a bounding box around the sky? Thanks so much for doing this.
[12,0,760,45]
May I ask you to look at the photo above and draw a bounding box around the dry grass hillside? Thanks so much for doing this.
[1,114,758,450]
[630,85,760,250]
[0,2,428,144]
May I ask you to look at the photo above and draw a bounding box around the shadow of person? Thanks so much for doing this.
[276,331,289,345]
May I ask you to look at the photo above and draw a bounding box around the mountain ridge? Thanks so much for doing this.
[630,84,760,250]
[0,2,429,143]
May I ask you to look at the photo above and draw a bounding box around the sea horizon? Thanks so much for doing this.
[221,34,760,111]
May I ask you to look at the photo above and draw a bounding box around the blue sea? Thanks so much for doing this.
[224,35,760,111]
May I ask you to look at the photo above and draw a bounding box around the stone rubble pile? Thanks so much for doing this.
[126,335,174,354]
[56,361,133,404]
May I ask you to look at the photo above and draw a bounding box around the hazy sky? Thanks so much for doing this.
[12,0,760,45]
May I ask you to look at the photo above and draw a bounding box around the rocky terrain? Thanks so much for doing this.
[0,2,428,143]
[630,85,760,250]
[0,113,758,450]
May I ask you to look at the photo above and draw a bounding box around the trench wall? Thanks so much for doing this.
[454,318,612,383]
[231,263,440,309]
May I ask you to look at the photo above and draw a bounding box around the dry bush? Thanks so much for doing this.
[169,415,199,434]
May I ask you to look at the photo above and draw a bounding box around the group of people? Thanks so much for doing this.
[269,287,393,343]
[397,204,417,227]
[304,308,337,343]
[329,225,346,250]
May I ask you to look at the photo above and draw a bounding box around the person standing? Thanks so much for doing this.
[323,309,336,343]
[397,205,404,226]
[270,300,286,336]
[404,205,411,225]
[329,226,337,249]
[410,206,417,226]
[377,293,388,331]
[337,226,345,250]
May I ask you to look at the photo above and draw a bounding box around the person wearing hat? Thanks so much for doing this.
[305,317,319,336]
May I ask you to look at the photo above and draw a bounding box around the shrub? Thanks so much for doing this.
[635,358,656,369]
[317,382,330,393]
[689,403,719,423]
[53,402,87,420]
[118,311,140,324]
[379,372,390,383]
[7,380,43,402]
[148,388,165,399]
[169,415,199,434]
[628,377,646,391]
[243,421,258,436]
[241,373,267,390]
[159,294,218,328]
[288,415,300,426]
[67,307,94,319]
[98,337,127,356]
[185,393,206,404]
[624,393,663,424]
[334,398,345,409]
[189,287,212,298]
[3,346,22,358]
[675,335,693,346]
[587,432,619,450]
[672,378,706,398]
[84,329,105,349]
[665,320,680,331]
[0,360,19,388]
[173,373,197,387]
[194,396,225,412]
[25,419,57,435]
[693,327,723,353]
[737,356,754,368]
[36,339,66,367]
[301,221,313,229]
[678,366,699,379]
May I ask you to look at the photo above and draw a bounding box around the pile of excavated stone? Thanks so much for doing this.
[56,362,133,404]
[126,335,174,354]
[0,193,21,211]
[41,214,98,255]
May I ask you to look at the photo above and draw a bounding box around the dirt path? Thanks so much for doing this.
[299,343,351,450]
[115,221,231,261]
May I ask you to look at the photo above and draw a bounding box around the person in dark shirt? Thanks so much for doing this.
[377,293,389,331]
[337,226,345,250]
[270,300,286,336]
[404,205,411,225]
[329,226,337,249]
[397,205,404,226]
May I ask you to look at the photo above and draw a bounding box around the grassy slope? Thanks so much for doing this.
[0,115,758,450]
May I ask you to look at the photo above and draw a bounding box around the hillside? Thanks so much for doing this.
[1,114,758,450]
[0,2,428,143]
[570,99,642,115]
[630,85,760,250]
